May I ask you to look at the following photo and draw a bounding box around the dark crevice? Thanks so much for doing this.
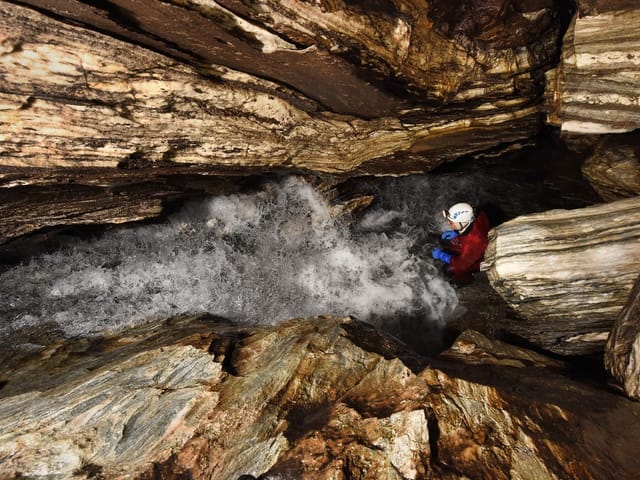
[341,320,431,373]
[74,463,105,480]
[208,332,251,376]
[18,95,35,109]
[425,407,441,466]
[283,401,332,443]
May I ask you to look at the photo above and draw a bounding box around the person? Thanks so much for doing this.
[431,202,490,287]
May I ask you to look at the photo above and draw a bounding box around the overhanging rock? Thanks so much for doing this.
[0,1,553,244]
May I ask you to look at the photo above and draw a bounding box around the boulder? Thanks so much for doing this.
[605,274,640,400]
[581,133,640,201]
[2,316,640,479]
[545,3,640,133]
[481,196,640,356]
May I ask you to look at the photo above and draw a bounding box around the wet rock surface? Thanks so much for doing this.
[1,1,640,477]
[2,315,640,479]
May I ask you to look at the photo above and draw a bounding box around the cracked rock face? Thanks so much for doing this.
[2,316,640,479]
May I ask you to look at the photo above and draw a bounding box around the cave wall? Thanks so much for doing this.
[3,316,640,479]
[1,2,640,475]
[1,0,639,244]
[545,2,640,133]
[1,0,570,244]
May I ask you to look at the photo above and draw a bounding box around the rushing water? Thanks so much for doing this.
[0,138,601,355]
[0,177,461,349]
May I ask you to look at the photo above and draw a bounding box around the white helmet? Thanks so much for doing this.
[444,202,475,224]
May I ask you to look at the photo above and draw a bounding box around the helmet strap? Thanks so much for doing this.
[457,221,473,234]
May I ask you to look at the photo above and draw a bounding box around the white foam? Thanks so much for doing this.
[0,177,458,341]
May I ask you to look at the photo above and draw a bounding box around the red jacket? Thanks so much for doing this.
[445,211,490,281]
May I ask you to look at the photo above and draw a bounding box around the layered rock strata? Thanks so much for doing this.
[481,196,640,356]
[605,274,640,400]
[545,4,640,133]
[2,316,640,479]
[572,0,639,16]
[10,0,564,111]
[0,0,565,244]
[0,1,550,173]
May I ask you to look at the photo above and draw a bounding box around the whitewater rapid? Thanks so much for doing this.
[0,177,462,345]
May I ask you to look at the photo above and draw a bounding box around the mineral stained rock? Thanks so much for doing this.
[606,274,640,400]
[545,3,640,133]
[481,196,640,356]
[10,0,564,110]
[2,316,640,479]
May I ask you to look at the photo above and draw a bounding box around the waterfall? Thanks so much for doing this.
[0,177,460,346]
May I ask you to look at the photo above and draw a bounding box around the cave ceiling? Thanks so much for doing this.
[1,0,639,247]
[8,0,566,116]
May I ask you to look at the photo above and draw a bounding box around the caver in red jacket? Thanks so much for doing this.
[440,211,491,284]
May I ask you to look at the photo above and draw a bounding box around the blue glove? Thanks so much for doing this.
[440,230,458,241]
[431,248,452,264]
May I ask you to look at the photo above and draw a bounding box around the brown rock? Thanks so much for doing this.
[0,1,552,174]
[14,0,564,109]
[0,1,557,244]
[2,316,640,479]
